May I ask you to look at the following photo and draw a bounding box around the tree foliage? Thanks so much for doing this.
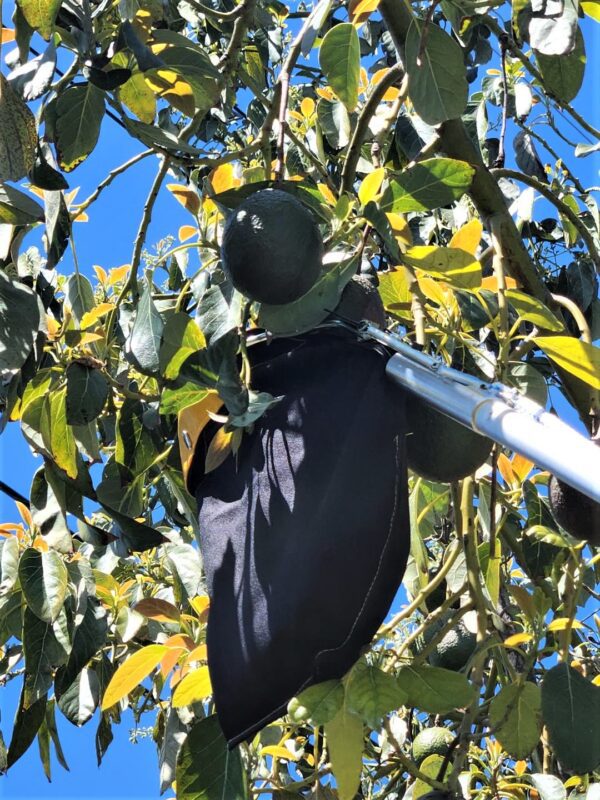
[0,0,599,797]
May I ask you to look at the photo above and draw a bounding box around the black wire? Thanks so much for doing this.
[0,481,30,508]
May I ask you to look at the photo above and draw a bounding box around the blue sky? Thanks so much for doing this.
[0,4,599,799]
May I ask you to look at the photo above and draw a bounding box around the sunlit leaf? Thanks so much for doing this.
[101,645,168,709]
[172,665,212,707]
[535,336,600,389]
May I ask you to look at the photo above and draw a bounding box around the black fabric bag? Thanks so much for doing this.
[189,329,411,747]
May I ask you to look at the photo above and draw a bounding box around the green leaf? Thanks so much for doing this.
[0,271,40,373]
[117,69,157,123]
[319,23,360,111]
[55,84,105,171]
[324,707,363,800]
[64,274,95,324]
[506,362,548,406]
[7,690,47,768]
[542,663,600,773]
[288,680,345,725]
[65,363,109,425]
[30,467,72,553]
[159,312,206,380]
[161,383,210,416]
[55,599,108,695]
[99,503,167,553]
[317,98,352,149]
[530,774,567,800]
[489,682,542,758]
[57,667,100,727]
[536,28,586,104]
[506,289,563,331]
[15,0,61,39]
[405,20,468,125]
[176,715,248,800]
[414,754,445,799]
[396,665,476,714]
[0,182,44,224]
[19,547,68,623]
[127,281,164,374]
[0,535,20,596]
[23,606,69,706]
[534,336,600,389]
[382,159,475,213]
[153,43,220,111]
[345,663,407,728]
[45,699,69,771]
[115,399,156,477]
[404,245,482,289]
[363,202,402,263]
[258,252,358,335]
[0,73,37,182]
[45,387,79,479]
[378,269,413,318]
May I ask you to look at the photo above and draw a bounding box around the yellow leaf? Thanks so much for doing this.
[187,644,208,663]
[417,276,454,308]
[101,645,168,709]
[350,0,381,24]
[514,760,528,776]
[405,245,482,289]
[144,69,195,116]
[261,745,299,761]
[300,97,315,118]
[178,391,224,485]
[179,225,197,242]
[358,167,385,206]
[210,163,240,194]
[46,316,61,340]
[497,453,516,486]
[318,183,337,206]
[205,427,233,474]
[189,595,210,621]
[481,275,518,291]
[1,28,16,42]
[534,336,600,389]
[167,183,200,216]
[582,0,600,19]
[370,68,401,101]
[80,302,114,330]
[108,265,131,286]
[593,675,600,686]
[385,213,413,247]
[511,453,534,483]
[94,265,108,285]
[449,219,483,256]
[547,617,584,632]
[172,665,212,707]
[325,707,363,800]
[359,67,368,95]
[503,632,533,647]
[316,86,335,100]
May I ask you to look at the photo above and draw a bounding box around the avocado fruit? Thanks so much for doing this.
[422,612,477,671]
[405,395,493,483]
[549,469,600,548]
[221,188,323,305]
[331,274,386,327]
[412,727,454,764]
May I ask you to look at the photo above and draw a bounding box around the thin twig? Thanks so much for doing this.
[75,150,154,215]
[494,34,509,168]
[0,481,30,507]
[341,65,405,195]
[492,168,600,275]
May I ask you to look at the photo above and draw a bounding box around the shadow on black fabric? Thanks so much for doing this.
[189,330,411,748]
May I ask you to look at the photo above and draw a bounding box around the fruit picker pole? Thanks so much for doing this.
[377,0,596,431]
[360,322,600,503]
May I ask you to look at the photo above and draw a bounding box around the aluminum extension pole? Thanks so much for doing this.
[360,323,600,504]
